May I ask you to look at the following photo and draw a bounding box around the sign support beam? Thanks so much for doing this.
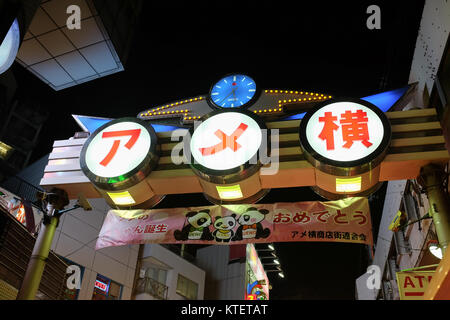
[418,163,450,253]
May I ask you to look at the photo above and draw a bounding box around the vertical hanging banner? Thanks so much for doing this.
[96,197,372,250]
[245,244,270,300]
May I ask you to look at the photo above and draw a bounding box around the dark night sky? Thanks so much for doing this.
[9,0,425,299]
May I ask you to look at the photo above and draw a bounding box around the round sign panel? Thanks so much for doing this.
[299,98,391,174]
[80,117,159,190]
[190,109,267,183]
[0,19,20,75]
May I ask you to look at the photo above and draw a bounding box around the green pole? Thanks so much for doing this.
[16,206,59,300]
[418,164,450,254]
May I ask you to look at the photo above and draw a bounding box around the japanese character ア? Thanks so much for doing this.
[318,112,339,150]
[339,109,373,149]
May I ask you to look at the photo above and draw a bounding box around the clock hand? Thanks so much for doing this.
[218,87,237,105]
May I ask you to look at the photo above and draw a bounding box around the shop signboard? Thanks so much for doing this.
[95,197,372,250]
[299,98,391,174]
[396,270,435,300]
[80,117,162,208]
[0,187,34,230]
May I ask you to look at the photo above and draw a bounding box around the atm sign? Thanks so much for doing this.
[396,271,434,300]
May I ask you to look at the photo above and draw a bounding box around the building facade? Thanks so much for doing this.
[356,0,450,300]
[134,244,205,300]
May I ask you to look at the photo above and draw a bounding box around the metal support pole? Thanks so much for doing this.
[16,205,59,300]
[418,164,450,254]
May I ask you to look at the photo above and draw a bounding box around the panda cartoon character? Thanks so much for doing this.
[232,207,271,241]
[174,210,214,241]
[212,214,237,243]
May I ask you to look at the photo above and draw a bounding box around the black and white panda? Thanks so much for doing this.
[232,207,271,241]
[174,210,214,241]
[212,214,237,243]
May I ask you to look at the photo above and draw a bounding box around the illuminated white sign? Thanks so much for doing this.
[305,101,385,162]
[190,112,262,171]
[84,121,151,178]
[0,19,20,75]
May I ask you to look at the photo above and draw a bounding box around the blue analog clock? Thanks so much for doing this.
[209,74,258,109]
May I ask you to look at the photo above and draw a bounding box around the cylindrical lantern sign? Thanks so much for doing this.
[80,117,163,209]
[189,109,269,204]
[299,98,391,199]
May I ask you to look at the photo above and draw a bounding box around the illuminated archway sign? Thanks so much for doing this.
[0,18,20,75]
[189,109,269,204]
[299,99,391,199]
[80,117,163,209]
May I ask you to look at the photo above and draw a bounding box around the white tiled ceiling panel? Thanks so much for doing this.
[15,0,123,91]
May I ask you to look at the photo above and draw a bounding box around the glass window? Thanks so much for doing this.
[176,274,198,300]
[145,266,167,285]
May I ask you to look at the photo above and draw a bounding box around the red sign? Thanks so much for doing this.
[100,129,141,166]
[199,122,248,156]
[319,109,372,150]
[95,280,108,292]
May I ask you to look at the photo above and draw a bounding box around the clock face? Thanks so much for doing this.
[209,74,257,108]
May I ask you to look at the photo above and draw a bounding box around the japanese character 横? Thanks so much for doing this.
[318,112,339,150]
[339,109,373,149]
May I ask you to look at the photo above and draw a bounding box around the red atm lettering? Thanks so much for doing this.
[100,129,141,167]
[199,123,248,156]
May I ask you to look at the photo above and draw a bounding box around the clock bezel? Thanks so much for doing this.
[207,73,261,110]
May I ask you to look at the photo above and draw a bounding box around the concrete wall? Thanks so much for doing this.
[14,153,140,300]
[408,0,450,107]
[355,180,407,300]
[195,245,246,300]
[137,244,205,300]
[51,197,139,300]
